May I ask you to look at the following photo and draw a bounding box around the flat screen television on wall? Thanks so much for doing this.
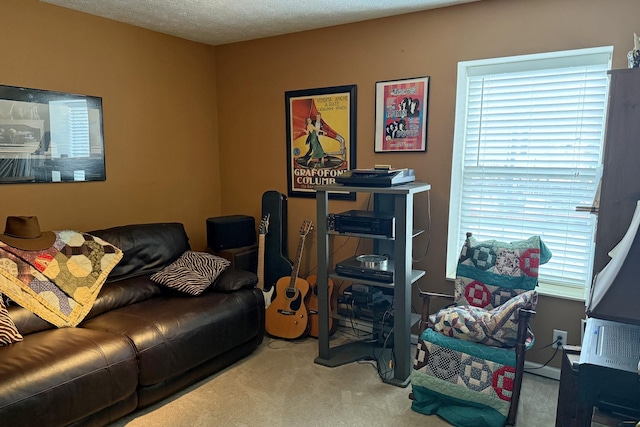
[0,84,105,183]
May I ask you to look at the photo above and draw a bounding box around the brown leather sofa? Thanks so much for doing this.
[0,223,265,427]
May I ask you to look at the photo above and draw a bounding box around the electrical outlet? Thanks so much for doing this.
[552,329,567,349]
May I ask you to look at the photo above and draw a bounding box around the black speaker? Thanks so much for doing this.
[213,245,258,274]
[206,215,256,251]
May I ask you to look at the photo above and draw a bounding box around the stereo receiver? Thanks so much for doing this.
[330,210,395,238]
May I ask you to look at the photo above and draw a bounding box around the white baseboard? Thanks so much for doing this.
[524,361,561,380]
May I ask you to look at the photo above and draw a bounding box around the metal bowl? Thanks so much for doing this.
[356,254,388,269]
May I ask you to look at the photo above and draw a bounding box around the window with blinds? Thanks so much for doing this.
[447,47,613,299]
[49,99,91,159]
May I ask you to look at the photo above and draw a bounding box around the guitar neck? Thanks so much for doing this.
[288,235,306,290]
[257,234,266,290]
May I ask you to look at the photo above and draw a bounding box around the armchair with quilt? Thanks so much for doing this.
[410,232,552,427]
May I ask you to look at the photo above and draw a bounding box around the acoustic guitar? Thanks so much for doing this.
[305,275,338,338]
[265,220,313,340]
[257,214,274,309]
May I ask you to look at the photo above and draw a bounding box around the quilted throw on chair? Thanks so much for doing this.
[411,235,551,427]
[412,329,517,427]
[454,235,551,310]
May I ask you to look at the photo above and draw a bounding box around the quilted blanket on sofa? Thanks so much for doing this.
[0,230,123,327]
[411,328,516,427]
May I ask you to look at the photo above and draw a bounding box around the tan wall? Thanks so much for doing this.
[215,0,640,366]
[0,0,221,250]
[3,0,637,368]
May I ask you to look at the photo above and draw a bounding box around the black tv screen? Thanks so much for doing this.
[0,84,105,183]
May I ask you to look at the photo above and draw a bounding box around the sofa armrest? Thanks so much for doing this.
[211,268,258,293]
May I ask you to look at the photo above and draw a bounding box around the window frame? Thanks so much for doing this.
[446,46,613,301]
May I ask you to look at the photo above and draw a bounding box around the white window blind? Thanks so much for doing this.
[447,47,613,298]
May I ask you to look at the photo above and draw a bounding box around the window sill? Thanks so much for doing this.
[537,281,586,302]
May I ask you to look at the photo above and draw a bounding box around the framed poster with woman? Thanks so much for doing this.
[285,85,356,200]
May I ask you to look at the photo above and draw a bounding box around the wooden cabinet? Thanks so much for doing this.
[555,346,592,427]
[593,68,640,273]
[313,181,431,387]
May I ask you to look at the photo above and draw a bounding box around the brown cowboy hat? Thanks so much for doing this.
[0,216,56,251]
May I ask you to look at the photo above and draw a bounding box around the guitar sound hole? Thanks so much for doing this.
[285,288,301,310]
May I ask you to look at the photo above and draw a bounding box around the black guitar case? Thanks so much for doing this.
[261,191,293,291]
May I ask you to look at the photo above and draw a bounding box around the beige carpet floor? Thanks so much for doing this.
[110,331,559,427]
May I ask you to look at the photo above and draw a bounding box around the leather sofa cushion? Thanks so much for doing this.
[212,268,258,292]
[89,223,190,282]
[7,305,55,336]
[85,275,163,320]
[0,327,138,427]
[9,270,259,334]
[81,288,263,387]
[7,276,163,333]
[86,269,258,321]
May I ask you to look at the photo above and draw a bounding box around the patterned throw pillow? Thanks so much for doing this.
[430,290,537,348]
[455,235,551,310]
[0,296,23,346]
[151,251,230,296]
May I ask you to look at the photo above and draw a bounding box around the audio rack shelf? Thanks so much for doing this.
[327,228,426,240]
[313,181,431,387]
[329,269,425,290]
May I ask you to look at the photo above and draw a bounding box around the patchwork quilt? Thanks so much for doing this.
[0,230,123,327]
[430,290,537,348]
[454,235,551,310]
[411,235,551,426]
[411,329,516,427]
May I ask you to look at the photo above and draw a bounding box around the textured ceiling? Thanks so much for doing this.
[41,0,480,46]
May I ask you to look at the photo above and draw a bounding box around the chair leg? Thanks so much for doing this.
[506,341,525,425]
[506,309,534,425]
[419,294,432,334]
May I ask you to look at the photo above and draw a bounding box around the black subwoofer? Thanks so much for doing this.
[206,215,256,250]
[212,245,258,274]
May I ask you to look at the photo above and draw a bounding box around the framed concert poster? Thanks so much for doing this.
[374,76,429,153]
[285,84,357,200]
